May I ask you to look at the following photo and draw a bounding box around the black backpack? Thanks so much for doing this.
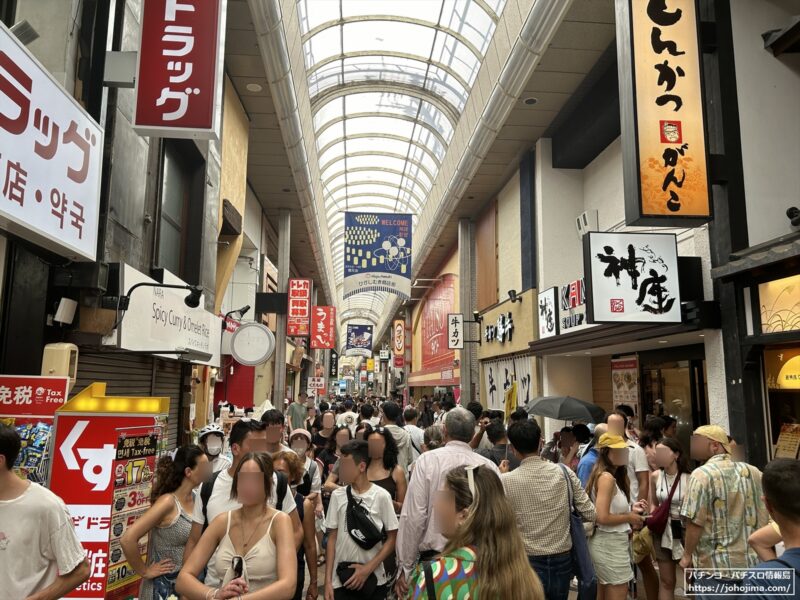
[200,470,289,531]
[345,485,386,550]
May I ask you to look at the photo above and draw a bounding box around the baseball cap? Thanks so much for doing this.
[596,433,628,449]
[693,425,732,453]
[289,429,312,444]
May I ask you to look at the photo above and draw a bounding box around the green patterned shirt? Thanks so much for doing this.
[680,454,769,570]
[409,546,479,599]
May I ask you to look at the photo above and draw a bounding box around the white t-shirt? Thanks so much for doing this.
[337,412,359,434]
[192,469,297,586]
[325,484,399,588]
[626,441,650,502]
[210,454,232,474]
[0,483,86,598]
[404,424,425,461]
[305,456,322,494]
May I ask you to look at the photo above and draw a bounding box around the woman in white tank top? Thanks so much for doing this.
[177,452,298,599]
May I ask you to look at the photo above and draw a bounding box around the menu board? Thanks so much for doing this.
[106,427,160,599]
[612,357,640,415]
[775,424,800,459]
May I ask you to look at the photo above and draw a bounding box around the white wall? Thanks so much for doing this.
[730,0,800,246]
[497,170,522,293]
[542,356,594,437]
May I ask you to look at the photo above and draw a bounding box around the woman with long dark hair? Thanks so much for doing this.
[366,427,407,514]
[586,434,647,600]
[649,437,691,600]
[120,445,210,600]
[408,465,544,599]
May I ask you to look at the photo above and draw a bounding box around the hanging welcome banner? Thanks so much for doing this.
[343,212,412,300]
[345,324,373,358]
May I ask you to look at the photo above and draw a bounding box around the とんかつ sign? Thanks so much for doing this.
[134,0,226,140]
[0,22,103,260]
[617,0,711,226]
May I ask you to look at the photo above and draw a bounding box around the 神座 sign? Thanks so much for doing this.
[584,231,682,324]
[617,0,711,226]
[134,0,226,140]
[0,22,103,260]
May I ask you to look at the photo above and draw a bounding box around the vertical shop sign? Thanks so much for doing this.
[421,274,456,370]
[106,428,160,599]
[616,0,711,225]
[310,305,336,349]
[329,349,339,379]
[447,313,464,350]
[0,23,103,260]
[345,324,373,358]
[537,287,559,339]
[134,0,226,140]
[287,278,312,337]
[584,231,682,323]
[393,319,405,355]
[343,212,412,300]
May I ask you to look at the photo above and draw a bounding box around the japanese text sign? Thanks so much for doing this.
[0,375,69,417]
[537,288,559,339]
[617,0,711,226]
[134,0,226,140]
[287,278,313,337]
[343,212,413,301]
[310,305,336,349]
[447,313,464,350]
[329,349,339,379]
[393,319,405,355]
[0,23,103,260]
[584,231,682,324]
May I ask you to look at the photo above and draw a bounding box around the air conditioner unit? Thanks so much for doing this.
[576,210,599,238]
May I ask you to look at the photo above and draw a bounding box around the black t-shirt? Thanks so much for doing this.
[313,431,332,454]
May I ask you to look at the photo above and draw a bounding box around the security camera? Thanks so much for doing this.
[788,207,800,228]
[508,289,522,303]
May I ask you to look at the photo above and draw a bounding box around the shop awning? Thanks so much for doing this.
[711,233,800,282]
[528,301,720,357]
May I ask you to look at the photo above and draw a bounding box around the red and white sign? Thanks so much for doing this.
[133,0,226,140]
[310,305,336,349]
[394,355,404,368]
[0,23,103,260]
[50,414,164,598]
[393,319,405,355]
[287,278,312,337]
[307,376,325,390]
[0,375,69,416]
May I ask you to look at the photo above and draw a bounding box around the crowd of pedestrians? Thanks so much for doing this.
[2,393,798,600]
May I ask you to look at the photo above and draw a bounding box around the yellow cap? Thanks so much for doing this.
[693,425,731,453]
[597,433,628,449]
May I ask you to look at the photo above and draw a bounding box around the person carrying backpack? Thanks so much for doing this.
[182,419,302,588]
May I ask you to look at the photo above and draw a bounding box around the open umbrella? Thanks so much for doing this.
[525,395,606,423]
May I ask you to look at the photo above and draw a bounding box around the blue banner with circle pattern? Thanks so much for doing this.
[343,212,412,300]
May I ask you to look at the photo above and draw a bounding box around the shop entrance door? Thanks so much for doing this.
[642,359,708,453]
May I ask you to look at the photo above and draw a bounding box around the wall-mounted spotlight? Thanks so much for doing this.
[508,289,523,303]
[787,207,800,228]
[472,311,483,323]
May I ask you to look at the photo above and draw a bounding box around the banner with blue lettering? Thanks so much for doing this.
[345,324,373,357]
[343,212,412,300]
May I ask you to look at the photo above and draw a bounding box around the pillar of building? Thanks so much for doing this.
[458,218,477,403]
[272,209,291,407]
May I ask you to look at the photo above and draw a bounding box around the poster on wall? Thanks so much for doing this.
[345,324,373,357]
[537,288,559,339]
[775,424,800,459]
[421,274,456,370]
[611,357,640,417]
[759,274,800,334]
[343,212,412,300]
[616,0,711,226]
[584,232,681,324]
[764,348,800,391]
[482,356,534,413]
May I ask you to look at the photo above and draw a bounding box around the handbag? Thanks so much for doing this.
[646,471,680,535]
[335,562,378,599]
[559,465,597,599]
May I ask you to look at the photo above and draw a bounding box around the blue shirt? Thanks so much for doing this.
[576,447,598,488]
[743,548,800,599]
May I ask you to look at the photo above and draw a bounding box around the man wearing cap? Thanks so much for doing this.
[680,425,769,595]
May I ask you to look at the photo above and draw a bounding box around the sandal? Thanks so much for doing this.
[317,555,326,566]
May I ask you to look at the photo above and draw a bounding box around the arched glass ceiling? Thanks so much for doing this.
[296,0,507,346]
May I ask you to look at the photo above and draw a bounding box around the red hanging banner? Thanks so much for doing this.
[133,0,226,140]
[287,278,313,337]
[310,305,336,349]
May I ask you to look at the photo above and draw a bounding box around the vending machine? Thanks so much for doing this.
[49,382,170,600]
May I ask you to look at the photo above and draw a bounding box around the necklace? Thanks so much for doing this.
[239,508,267,551]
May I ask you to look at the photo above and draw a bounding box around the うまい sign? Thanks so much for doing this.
[617,0,711,226]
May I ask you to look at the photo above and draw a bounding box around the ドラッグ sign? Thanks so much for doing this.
[0,22,103,260]
[134,0,226,140]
